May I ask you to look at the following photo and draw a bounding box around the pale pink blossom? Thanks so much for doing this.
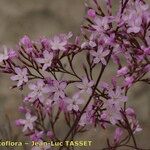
[8,49,17,59]
[19,35,33,53]
[41,38,51,50]
[79,108,93,126]
[79,112,93,127]
[108,86,127,103]
[81,42,88,49]
[131,120,142,133]
[117,66,128,76]
[28,80,50,103]
[19,112,37,132]
[30,131,44,142]
[122,0,149,34]
[20,35,32,47]
[127,117,142,133]
[125,108,142,133]
[99,82,110,90]
[127,14,142,33]
[0,47,17,61]
[90,46,109,65]
[79,113,87,126]
[89,41,96,48]
[124,76,134,87]
[142,46,150,55]
[66,93,84,111]
[126,107,136,117]
[44,98,53,107]
[79,103,93,126]
[92,16,110,32]
[10,67,28,87]
[103,33,115,46]
[81,34,96,49]
[102,100,122,125]
[49,81,67,101]
[36,50,53,71]
[50,36,67,51]
[76,77,94,94]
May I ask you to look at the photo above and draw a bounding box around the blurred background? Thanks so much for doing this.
[0,0,149,149]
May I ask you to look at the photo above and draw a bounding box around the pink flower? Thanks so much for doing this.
[10,67,28,87]
[19,112,37,132]
[127,116,142,133]
[8,49,17,59]
[66,93,84,111]
[114,128,123,143]
[81,34,96,49]
[122,0,149,34]
[125,108,142,133]
[124,76,134,87]
[28,80,50,103]
[19,35,33,53]
[0,46,9,62]
[131,120,142,133]
[89,41,96,47]
[102,100,122,125]
[49,80,67,101]
[76,77,94,94]
[126,107,136,118]
[79,110,92,126]
[87,9,96,18]
[36,50,53,71]
[80,113,87,125]
[41,38,51,50]
[30,130,43,141]
[127,13,142,33]
[99,82,109,90]
[15,119,24,126]
[79,107,93,126]
[90,46,109,65]
[117,66,128,76]
[103,33,115,45]
[79,113,89,126]
[44,98,53,108]
[92,16,110,32]
[108,86,127,103]
[50,36,67,51]
[18,106,28,113]
[143,47,150,55]
[20,35,32,47]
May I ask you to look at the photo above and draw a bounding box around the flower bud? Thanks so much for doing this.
[87,9,96,18]
[124,76,134,87]
[114,128,123,143]
[117,66,128,76]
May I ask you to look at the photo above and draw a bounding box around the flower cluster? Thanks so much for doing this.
[0,0,149,150]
